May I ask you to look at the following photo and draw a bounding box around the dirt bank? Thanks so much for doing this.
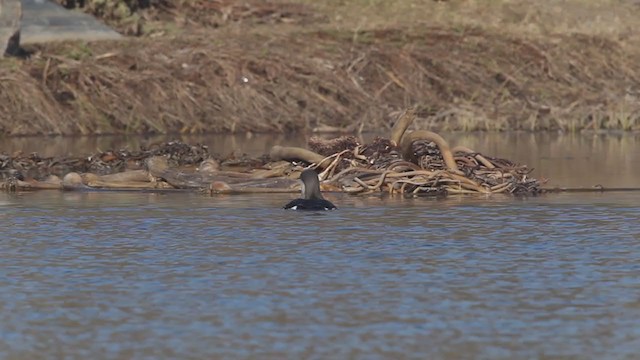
[1,0,639,136]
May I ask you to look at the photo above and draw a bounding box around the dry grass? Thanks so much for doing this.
[56,0,640,41]
[54,0,326,35]
[304,0,640,38]
[2,0,640,136]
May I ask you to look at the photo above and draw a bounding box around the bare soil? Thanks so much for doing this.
[2,0,640,136]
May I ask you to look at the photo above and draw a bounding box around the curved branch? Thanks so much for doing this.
[269,145,327,168]
[390,107,417,146]
[400,130,460,174]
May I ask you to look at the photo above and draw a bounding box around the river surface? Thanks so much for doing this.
[1,133,640,359]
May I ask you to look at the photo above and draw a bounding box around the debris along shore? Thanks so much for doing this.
[0,109,544,196]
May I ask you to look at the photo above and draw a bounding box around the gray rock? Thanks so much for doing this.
[20,0,122,44]
[0,0,22,57]
[2,0,122,54]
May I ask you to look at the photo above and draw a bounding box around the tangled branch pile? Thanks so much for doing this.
[272,108,541,196]
[1,109,542,196]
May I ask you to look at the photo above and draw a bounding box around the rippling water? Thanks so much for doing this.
[1,191,639,359]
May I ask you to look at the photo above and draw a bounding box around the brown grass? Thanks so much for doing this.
[2,0,640,136]
[54,0,326,35]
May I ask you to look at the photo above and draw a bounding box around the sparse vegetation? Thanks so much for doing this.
[2,0,640,136]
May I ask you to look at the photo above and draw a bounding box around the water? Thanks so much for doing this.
[1,190,639,359]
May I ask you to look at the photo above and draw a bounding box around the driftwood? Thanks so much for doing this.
[452,146,495,169]
[142,156,298,190]
[145,156,211,189]
[209,178,300,195]
[269,145,327,168]
[96,170,152,182]
[21,175,63,190]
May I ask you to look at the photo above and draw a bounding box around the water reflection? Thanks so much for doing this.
[0,133,307,159]
[1,131,639,187]
[445,132,640,188]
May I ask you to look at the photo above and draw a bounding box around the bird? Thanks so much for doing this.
[283,169,337,211]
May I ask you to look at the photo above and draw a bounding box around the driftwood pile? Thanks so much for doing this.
[1,109,542,196]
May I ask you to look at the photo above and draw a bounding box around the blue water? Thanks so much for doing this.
[1,191,639,359]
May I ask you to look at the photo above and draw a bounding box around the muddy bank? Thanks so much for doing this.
[2,1,640,136]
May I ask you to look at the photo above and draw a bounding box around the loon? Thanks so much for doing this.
[283,169,337,211]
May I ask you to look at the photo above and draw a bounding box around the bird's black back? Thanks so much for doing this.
[283,198,337,211]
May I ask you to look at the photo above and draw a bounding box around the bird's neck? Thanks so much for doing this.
[304,185,323,200]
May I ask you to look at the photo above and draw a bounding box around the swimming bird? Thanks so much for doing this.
[284,169,337,210]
